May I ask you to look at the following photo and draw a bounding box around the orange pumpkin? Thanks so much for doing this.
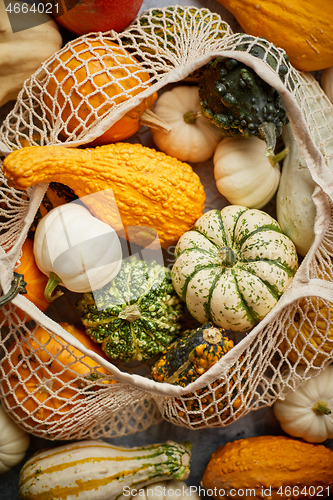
[44,38,158,145]
[0,323,115,434]
[0,238,49,324]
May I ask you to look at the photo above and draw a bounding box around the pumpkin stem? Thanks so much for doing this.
[202,326,225,345]
[44,272,64,302]
[258,121,278,157]
[217,246,238,267]
[118,303,141,322]
[183,110,202,124]
[0,272,27,307]
[139,108,172,133]
[269,146,289,167]
[312,401,332,416]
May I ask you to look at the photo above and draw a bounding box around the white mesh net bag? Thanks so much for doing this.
[1,5,333,439]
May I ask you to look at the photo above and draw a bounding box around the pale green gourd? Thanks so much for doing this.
[276,124,316,257]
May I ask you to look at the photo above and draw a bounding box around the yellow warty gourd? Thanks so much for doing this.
[2,143,205,249]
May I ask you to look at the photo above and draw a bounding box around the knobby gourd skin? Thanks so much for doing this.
[215,0,333,72]
[2,143,206,249]
[77,256,184,362]
[201,435,333,500]
[199,56,289,156]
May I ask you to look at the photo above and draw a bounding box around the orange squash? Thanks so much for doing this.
[215,0,333,71]
[0,323,115,434]
[44,38,158,145]
[0,239,49,324]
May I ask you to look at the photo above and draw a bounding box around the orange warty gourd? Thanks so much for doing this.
[44,38,158,145]
[0,323,114,434]
[215,0,333,71]
[0,238,49,324]
[202,435,333,499]
[2,143,205,249]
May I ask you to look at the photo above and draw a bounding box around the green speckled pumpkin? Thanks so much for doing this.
[171,205,298,332]
[77,256,184,362]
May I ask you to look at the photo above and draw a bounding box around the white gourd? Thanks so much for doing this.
[213,135,281,209]
[321,67,333,104]
[129,480,200,499]
[149,86,223,163]
[274,365,333,443]
[171,205,298,332]
[33,203,122,298]
[0,405,30,474]
[19,440,192,500]
[276,124,316,257]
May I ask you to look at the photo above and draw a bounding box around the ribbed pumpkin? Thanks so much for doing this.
[44,38,157,145]
[214,0,333,71]
[0,238,49,324]
[0,323,114,434]
[279,297,333,366]
[171,205,298,332]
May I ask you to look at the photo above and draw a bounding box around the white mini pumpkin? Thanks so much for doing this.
[274,365,333,443]
[0,405,30,474]
[149,86,223,163]
[213,135,281,209]
[33,203,122,298]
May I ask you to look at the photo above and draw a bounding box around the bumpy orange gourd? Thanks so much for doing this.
[215,0,333,71]
[2,143,205,249]
[44,38,157,145]
[202,435,333,499]
[0,323,114,434]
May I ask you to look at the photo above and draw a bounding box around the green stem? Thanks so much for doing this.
[217,246,238,267]
[183,110,201,124]
[258,121,278,157]
[312,401,332,416]
[0,272,27,307]
[269,146,289,167]
[44,272,63,302]
[118,304,142,322]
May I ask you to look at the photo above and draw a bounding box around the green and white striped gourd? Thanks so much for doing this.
[171,205,298,332]
[19,440,192,500]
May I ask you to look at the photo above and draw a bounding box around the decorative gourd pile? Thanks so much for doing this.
[0,4,333,442]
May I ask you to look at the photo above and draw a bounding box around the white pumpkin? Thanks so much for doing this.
[33,203,122,298]
[171,205,298,332]
[129,480,200,499]
[213,135,281,209]
[149,86,223,163]
[0,405,30,473]
[274,365,333,443]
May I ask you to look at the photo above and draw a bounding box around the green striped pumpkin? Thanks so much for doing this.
[171,205,298,332]
[19,440,192,500]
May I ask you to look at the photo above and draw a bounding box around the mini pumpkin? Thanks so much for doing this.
[0,323,115,434]
[0,405,30,474]
[171,205,298,332]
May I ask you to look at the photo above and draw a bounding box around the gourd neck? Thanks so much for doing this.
[0,273,27,307]
[217,246,238,267]
[183,110,202,124]
[44,272,64,302]
[258,121,277,157]
[119,303,142,322]
[312,401,332,416]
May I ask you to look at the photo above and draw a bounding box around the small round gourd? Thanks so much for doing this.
[33,203,122,298]
[0,405,30,474]
[213,135,281,209]
[171,205,298,332]
[149,86,223,163]
[274,365,333,443]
